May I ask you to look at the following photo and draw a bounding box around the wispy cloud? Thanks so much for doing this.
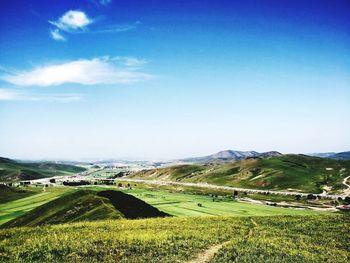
[0,57,153,87]
[50,29,66,41]
[49,10,93,32]
[96,22,139,33]
[112,56,147,67]
[0,89,82,103]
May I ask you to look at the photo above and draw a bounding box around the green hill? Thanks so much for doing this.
[2,190,168,228]
[0,157,86,181]
[129,154,350,193]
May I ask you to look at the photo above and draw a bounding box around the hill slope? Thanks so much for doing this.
[2,190,168,227]
[0,157,86,181]
[129,154,350,193]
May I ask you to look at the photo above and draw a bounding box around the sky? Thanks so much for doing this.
[0,0,349,160]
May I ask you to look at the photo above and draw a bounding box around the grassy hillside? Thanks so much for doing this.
[0,215,348,262]
[0,185,39,204]
[2,190,168,227]
[129,154,350,193]
[0,158,86,181]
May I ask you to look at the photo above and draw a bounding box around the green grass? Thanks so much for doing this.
[129,154,350,193]
[0,215,348,262]
[0,185,40,204]
[119,187,325,217]
[0,187,72,225]
[1,188,169,227]
[0,185,329,227]
[0,159,86,181]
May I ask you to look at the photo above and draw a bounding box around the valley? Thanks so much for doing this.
[0,153,349,262]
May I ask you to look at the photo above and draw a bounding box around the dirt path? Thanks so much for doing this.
[342,176,350,196]
[188,241,231,263]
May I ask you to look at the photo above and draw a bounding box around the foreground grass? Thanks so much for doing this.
[0,215,348,262]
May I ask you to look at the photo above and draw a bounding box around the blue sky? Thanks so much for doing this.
[0,0,349,160]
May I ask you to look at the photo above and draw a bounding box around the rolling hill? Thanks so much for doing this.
[2,190,168,227]
[129,154,350,194]
[0,157,86,181]
[180,150,281,163]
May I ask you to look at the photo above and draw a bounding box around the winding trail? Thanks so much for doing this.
[188,241,231,263]
[188,218,260,262]
[342,176,350,196]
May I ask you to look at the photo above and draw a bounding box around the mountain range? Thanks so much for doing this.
[180,150,282,163]
[308,151,350,160]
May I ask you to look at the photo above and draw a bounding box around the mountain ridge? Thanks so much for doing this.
[180,150,282,163]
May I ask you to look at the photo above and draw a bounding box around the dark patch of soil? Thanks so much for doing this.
[97,190,169,219]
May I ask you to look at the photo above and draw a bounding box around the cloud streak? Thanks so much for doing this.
[0,89,82,103]
[50,29,66,41]
[0,57,153,87]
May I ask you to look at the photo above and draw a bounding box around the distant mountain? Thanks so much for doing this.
[0,158,86,181]
[0,157,15,164]
[181,150,282,163]
[329,151,350,160]
[307,152,336,158]
[307,151,350,160]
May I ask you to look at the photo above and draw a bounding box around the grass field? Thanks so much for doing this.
[129,154,350,193]
[0,187,72,225]
[120,187,327,217]
[0,215,348,262]
[0,185,40,204]
[0,185,326,227]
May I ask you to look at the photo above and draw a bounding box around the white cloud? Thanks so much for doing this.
[49,10,92,32]
[0,89,82,102]
[1,57,153,87]
[50,29,66,41]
